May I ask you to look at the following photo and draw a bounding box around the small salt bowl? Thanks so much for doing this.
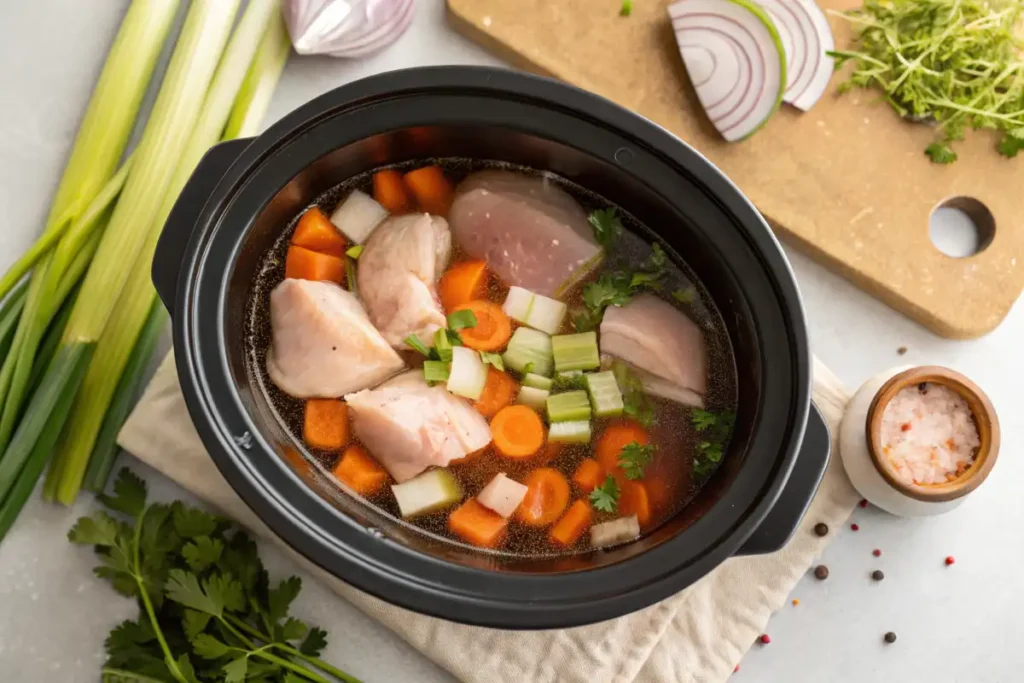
[839,365,999,516]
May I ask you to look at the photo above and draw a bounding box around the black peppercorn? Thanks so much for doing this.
[918,382,928,393]
[872,570,885,581]
[814,565,829,580]
[814,523,829,537]
[884,632,897,644]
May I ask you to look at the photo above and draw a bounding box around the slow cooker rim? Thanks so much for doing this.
[171,66,811,628]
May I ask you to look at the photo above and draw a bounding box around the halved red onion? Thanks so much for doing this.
[284,0,415,59]
[758,0,835,111]
[669,0,786,142]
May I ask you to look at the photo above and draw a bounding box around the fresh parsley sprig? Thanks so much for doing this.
[69,469,359,683]
[590,475,621,513]
[574,244,669,332]
[618,441,656,480]
[690,409,735,477]
[588,208,623,248]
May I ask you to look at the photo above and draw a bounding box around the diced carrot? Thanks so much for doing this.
[291,206,346,257]
[438,260,489,313]
[452,300,512,352]
[595,420,650,481]
[618,480,652,527]
[333,445,389,497]
[403,166,455,216]
[549,500,594,548]
[474,368,518,418]
[448,498,508,548]
[285,245,345,284]
[303,399,349,450]
[372,169,412,214]
[515,467,570,527]
[572,459,605,494]
[491,405,545,459]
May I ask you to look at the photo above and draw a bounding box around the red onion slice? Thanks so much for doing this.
[669,0,786,142]
[284,0,415,59]
[758,0,835,111]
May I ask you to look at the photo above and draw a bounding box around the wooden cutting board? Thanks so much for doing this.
[446,0,1024,339]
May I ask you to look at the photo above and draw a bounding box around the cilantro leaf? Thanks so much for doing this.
[299,627,329,657]
[447,309,478,330]
[925,143,957,164]
[182,536,224,572]
[588,208,623,248]
[172,502,220,539]
[346,244,364,259]
[479,351,504,371]
[618,442,655,480]
[193,633,233,660]
[68,511,120,547]
[590,475,621,513]
[99,468,147,517]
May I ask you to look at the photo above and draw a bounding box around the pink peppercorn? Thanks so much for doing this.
[873,549,882,557]
[734,664,740,673]
[760,634,771,644]
[945,556,956,566]
[859,499,868,508]
[851,523,860,531]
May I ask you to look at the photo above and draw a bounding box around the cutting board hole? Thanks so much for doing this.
[929,197,994,258]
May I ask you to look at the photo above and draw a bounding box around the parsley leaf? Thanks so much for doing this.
[672,287,695,304]
[590,475,621,513]
[690,409,735,477]
[588,208,623,248]
[172,502,220,539]
[345,244,364,259]
[300,627,329,657]
[193,633,232,660]
[479,351,504,371]
[925,143,957,165]
[447,309,478,330]
[998,128,1024,158]
[618,441,656,480]
[223,656,249,683]
[551,372,587,392]
[576,245,669,331]
[181,610,212,641]
[620,0,633,16]
[691,409,717,432]
[404,333,431,357]
[612,362,656,428]
[181,536,224,572]
[99,468,147,517]
[164,570,244,617]
[68,511,120,547]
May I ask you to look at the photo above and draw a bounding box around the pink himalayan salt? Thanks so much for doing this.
[879,382,979,486]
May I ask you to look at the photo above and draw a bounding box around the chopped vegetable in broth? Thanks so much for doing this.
[245,160,737,557]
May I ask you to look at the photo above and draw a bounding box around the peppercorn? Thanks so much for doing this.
[851,523,860,531]
[884,632,897,644]
[873,549,882,557]
[814,522,829,537]
[759,634,771,644]
[918,382,928,393]
[945,556,956,566]
[814,564,829,580]
[872,570,885,581]
[897,346,907,355]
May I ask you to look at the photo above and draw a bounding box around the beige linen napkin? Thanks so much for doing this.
[118,352,858,683]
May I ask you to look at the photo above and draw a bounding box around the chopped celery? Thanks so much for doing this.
[502,327,553,377]
[433,327,454,363]
[501,286,567,334]
[552,331,600,372]
[522,373,553,390]
[586,370,624,418]
[447,346,487,400]
[516,386,549,411]
[548,420,592,444]
[391,469,463,518]
[546,390,592,422]
[423,360,450,384]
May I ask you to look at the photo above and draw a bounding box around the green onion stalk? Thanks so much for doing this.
[0,0,241,524]
[47,0,287,504]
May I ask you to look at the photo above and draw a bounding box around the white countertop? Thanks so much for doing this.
[1,2,1021,681]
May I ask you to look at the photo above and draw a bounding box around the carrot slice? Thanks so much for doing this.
[549,500,594,548]
[372,169,412,214]
[572,459,605,494]
[515,467,570,527]
[291,206,346,257]
[452,300,512,352]
[403,166,454,216]
[595,420,650,481]
[303,399,349,450]
[491,405,545,459]
[285,245,345,284]
[439,260,489,313]
[474,368,518,418]
[333,445,389,497]
[449,498,508,548]
[618,480,652,527]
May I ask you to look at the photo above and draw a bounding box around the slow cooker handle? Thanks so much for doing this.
[152,138,251,317]
[736,402,831,556]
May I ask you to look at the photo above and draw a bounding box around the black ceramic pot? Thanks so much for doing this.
[153,66,829,630]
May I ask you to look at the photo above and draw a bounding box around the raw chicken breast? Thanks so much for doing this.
[357,213,451,348]
[448,170,603,297]
[600,294,708,408]
[345,371,492,483]
[267,279,404,398]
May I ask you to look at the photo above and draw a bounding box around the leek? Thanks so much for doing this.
[48,0,281,503]
[223,8,291,139]
[0,0,240,512]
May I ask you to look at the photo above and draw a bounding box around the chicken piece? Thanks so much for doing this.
[345,371,492,483]
[600,294,708,408]
[267,279,404,398]
[357,213,451,348]
[448,170,603,297]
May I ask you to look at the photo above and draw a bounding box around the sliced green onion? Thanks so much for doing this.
[516,386,549,411]
[433,328,453,363]
[447,309,478,331]
[479,351,504,371]
[405,334,431,357]
[552,331,600,372]
[548,420,592,444]
[423,360,450,384]
[346,245,364,259]
[346,257,358,296]
[222,8,291,140]
[586,370,624,418]
[522,372,553,391]
[503,327,553,377]
[546,390,592,422]
[28,284,80,395]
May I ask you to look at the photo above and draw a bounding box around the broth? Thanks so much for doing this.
[245,159,737,557]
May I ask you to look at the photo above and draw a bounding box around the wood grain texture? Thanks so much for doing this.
[447,0,1024,338]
